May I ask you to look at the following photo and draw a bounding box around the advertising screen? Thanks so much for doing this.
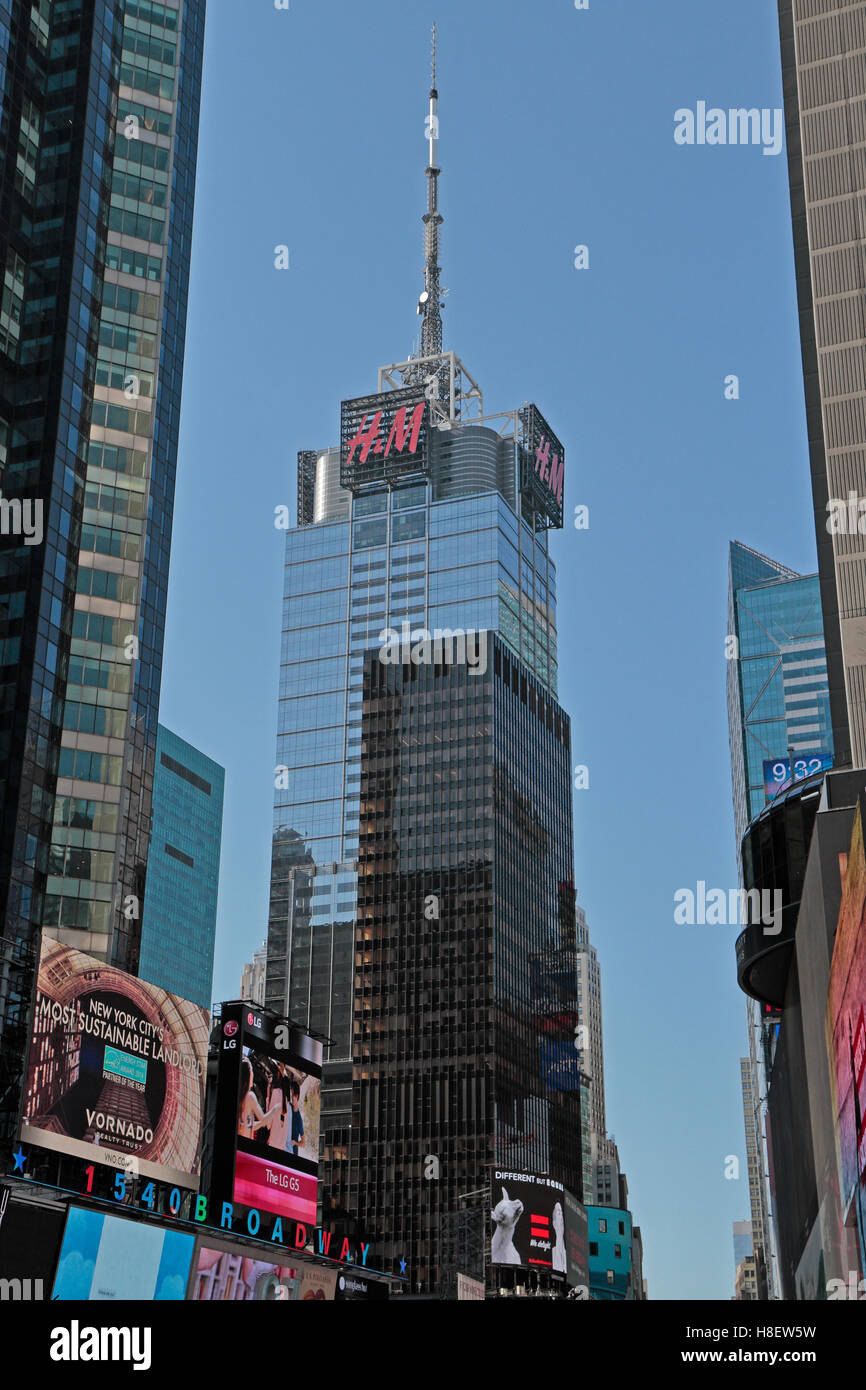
[213,1004,323,1227]
[295,1265,338,1301]
[334,1271,389,1301]
[234,1042,321,1222]
[190,1243,298,1301]
[763,752,832,802]
[518,404,565,529]
[489,1170,567,1275]
[564,1188,589,1289]
[340,387,429,490]
[828,808,866,1218]
[52,1206,194,1300]
[21,938,209,1186]
[0,1192,66,1295]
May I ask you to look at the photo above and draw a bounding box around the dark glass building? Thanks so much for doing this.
[331,637,579,1291]
[0,0,206,1155]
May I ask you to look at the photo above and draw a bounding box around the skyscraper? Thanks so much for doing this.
[575,894,605,1186]
[726,538,835,1298]
[778,0,866,769]
[0,0,206,1151]
[137,724,224,1009]
[265,36,581,1292]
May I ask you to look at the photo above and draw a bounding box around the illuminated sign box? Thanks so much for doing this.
[518,404,565,529]
[340,387,429,490]
[20,937,209,1188]
[210,1003,323,1230]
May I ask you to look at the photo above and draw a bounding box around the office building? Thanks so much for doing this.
[574,894,607,1193]
[734,1255,759,1301]
[733,1219,753,1271]
[240,940,267,1007]
[0,0,206,1152]
[265,45,582,1292]
[587,1204,634,1300]
[138,724,224,1009]
[726,538,834,1297]
[778,0,866,770]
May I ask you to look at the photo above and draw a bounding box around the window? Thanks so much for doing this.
[391,510,426,543]
[353,517,387,550]
[614,1244,622,1259]
[606,1270,615,1285]
[618,1221,625,1235]
[598,1219,607,1234]
[589,1242,598,1257]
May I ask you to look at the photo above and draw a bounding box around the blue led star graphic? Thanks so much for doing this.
[12,1146,26,1173]
[399,1258,407,1276]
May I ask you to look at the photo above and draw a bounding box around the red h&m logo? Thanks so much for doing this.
[534,437,564,507]
[345,401,425,468]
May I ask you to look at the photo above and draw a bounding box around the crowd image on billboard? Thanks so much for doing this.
[237,1047,320,1169]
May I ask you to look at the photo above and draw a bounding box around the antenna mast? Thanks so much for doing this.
[419,21,443,358]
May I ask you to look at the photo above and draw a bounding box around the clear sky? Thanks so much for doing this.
[159,0,817,1299]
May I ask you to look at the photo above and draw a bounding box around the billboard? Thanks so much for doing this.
[52,1206,194,1300]
[0,1192,66,1297]
[340,387,429,490]
[489,1171,567,1276]
[518,404,565,529]
[564,1188,589,1290]
[21,937,209,1186]
[828,803,866,1228]
[189,1243,298,1301]
[334,1271,389,1301]
[295,1265,338,1301]
[763,752,832,802]
[211,1004,323,1226]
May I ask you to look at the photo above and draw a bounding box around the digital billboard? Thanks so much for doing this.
[828,801,866,1227]
[763,752,832,802]
[564,1188,589,1290]
[518,404,565,529]
[190,1242,298,1301]
[52,1206,194,1300]
[340,387,429,490]
[21,937,209,1186]
[489,1171,567,1276]
[295,1265,338,1301]
[211,1003,323,1227]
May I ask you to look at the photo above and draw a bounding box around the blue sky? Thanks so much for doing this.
[159,0,816,1299]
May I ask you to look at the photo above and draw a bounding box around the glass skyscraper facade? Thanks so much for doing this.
[329,635,578,1289]
[138,723,223,1009]
[0,0,205,1152]
[266,460,560,1127]
[727,538,834,1302]
[46,0,206,968]
[727,539,833,847]
[265,358,580,1291]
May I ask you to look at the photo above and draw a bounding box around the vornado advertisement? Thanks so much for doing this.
[20,937,209,1186]
[489,1171,568,1277]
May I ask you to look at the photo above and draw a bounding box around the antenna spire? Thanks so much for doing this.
[418,21,444,359]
